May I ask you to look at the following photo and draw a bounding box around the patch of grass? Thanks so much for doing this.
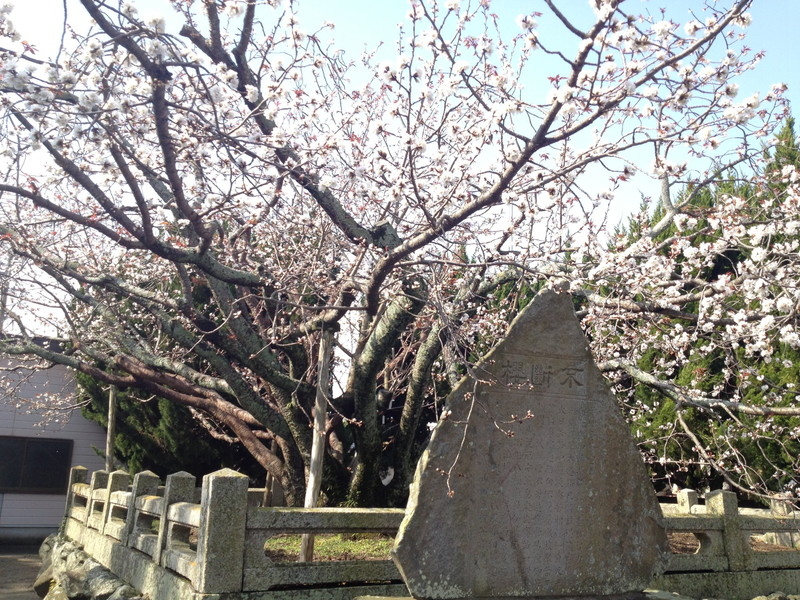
[264,533,395,562]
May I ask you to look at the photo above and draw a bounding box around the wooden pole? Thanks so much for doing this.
[105,385,117,472]
[300,329,333,562]
[261,439,276,507]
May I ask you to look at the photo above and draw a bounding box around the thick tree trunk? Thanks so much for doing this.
[275,436,307,507]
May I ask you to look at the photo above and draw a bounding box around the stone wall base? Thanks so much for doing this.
[652,569,800,600]
[351,593,699,600]
[62,517,204,600]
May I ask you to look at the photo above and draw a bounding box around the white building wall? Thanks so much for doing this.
[0,359,107,542]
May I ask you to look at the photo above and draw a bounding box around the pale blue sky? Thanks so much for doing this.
[292,0,800,111]
[11,1,800,110]
[730,2,800,109]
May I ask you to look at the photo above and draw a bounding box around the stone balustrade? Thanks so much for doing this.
[63,466,407,600]
[653,488,800,599]
[62,466,800,600]
[243,506,404,591]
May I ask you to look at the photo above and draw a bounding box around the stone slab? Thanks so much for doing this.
[354,593,696,600]
[392,289,669,599]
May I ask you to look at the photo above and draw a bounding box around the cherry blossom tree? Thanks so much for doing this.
[585,118,800,501]
[0,0,788,506]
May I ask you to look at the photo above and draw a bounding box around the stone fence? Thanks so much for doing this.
[64,466,407,600]
[653,488,800,599]
[62,466,800,600]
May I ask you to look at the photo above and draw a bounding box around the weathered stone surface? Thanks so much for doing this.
[653,568,800,600]
[34,534,57,598]
[43,582,69,600]
[392,289,669,599]
[353,591,700,600]
[43,534,146,600]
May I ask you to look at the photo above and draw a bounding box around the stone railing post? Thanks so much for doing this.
[64,466,88,518]
[193,468,249,594]
[121,470,160,546]
[676,489,698,513]
[102,470,131,534]
[769,493,799,548]
[153,472,195,565]
[90,470,110,490]
[706,489,750,571]
[86,470,110,528]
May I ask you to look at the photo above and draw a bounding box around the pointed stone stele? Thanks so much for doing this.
[392,289,670,600]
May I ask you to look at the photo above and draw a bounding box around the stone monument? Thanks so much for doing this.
[392,289,669,599]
